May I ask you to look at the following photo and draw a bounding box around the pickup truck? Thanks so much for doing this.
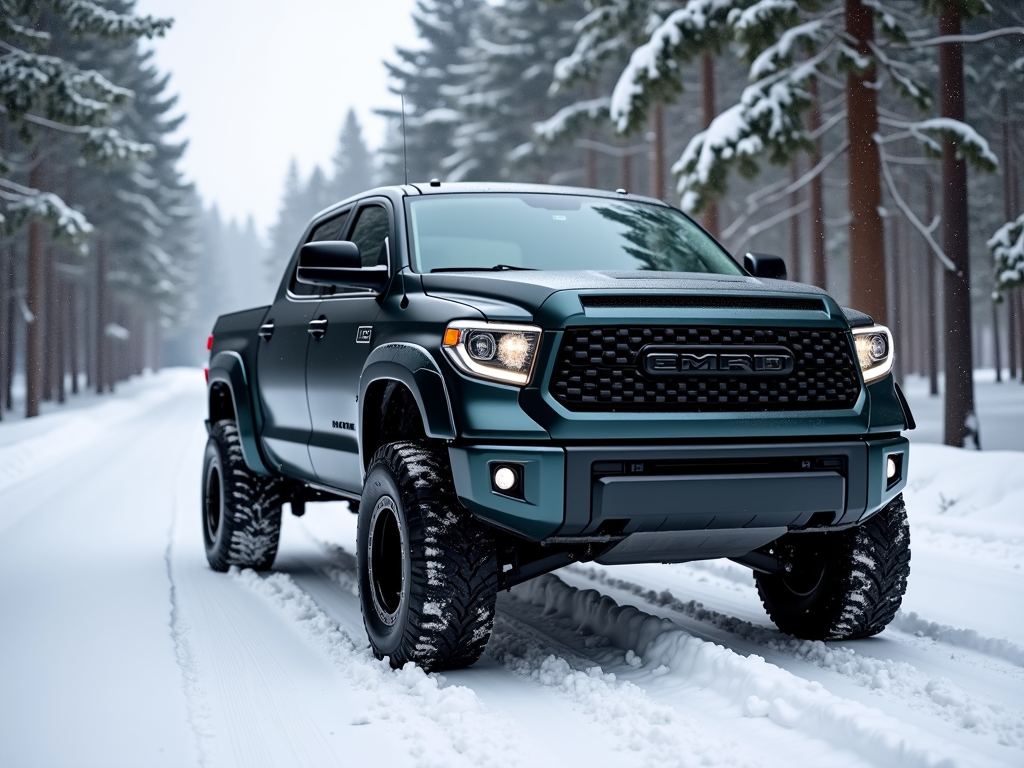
[203,182,913,672]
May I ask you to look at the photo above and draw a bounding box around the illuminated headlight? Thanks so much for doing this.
[442,321,542,386]
[852,325,894,383]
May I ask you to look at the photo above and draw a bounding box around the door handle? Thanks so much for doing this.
[258,321,274,341]
[307,317,328,340]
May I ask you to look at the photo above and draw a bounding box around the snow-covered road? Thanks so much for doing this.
[1,369,1022,767]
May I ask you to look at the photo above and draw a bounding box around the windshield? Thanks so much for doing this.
[406,193,743,275]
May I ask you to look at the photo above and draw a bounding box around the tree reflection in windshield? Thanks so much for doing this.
[593,203,727,274]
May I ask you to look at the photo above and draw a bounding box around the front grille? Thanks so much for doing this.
[549,326,861,412]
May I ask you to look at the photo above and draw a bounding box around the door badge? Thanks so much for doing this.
[356,326,373,344]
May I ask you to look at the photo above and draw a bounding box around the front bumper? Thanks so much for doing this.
[448,436,909,546]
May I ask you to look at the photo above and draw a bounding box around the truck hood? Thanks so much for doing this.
[420,270,834,323]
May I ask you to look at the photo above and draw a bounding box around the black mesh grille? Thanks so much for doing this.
[549,326,861,412]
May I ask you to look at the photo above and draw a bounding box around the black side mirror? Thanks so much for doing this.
[296,241,389,291]
[744,252,788,280]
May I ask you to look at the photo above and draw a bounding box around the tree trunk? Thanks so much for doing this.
[0,244,7,420]
[55,269,66,403]
[1003,91,1019,381]
[651,101,665,201]
[844,0,887,324]
[621,149,632,193]
[69,283,79,395]
[808,77,828,290]
[42,245,55,402]
[789,160,802,282]
[939,6,977,448]
[26,156,44,417]
[95,236,107,395]
[3,244,15,412]
[702,52,720,238]
[888,212,903,386]
[926,174,940,396]
[898,177,914,380]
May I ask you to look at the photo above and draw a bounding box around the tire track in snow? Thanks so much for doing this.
[232,567,539,768]
[564,564,1024,753]
[507,574,1015,768]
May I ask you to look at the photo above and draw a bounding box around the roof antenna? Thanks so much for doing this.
[400,93,409,186]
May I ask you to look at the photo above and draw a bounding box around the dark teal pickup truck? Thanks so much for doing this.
[203,182,913,671]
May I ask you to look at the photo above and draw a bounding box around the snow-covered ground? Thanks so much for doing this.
[1,368,1022,767]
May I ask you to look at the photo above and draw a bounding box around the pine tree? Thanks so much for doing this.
[379,0,482,183]
[447,0,588,181]
[267,158,308,276]
[330,108,374,201]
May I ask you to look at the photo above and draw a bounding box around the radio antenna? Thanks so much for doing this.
[400,93,409,186]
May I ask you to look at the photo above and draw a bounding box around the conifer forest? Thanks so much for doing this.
[2,0,1024,449]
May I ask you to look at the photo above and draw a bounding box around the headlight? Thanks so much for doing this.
[852,325,894,383]
[442,321,542,386]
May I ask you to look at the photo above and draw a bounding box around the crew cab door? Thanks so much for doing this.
[255,210,350,479]
[305,200,392,492]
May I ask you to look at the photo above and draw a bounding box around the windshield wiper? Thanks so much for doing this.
[430,264,537,273]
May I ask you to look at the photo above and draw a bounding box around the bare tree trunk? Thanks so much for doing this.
[1010,293,1019,381]
[95,236,107,395]
[3,243,15,412]
[0,244,7,420]
[585,136,597,189]
[651,101,665,201]
[42,245,55,402]
[888,212,903,385]
[939,6,977,448]
[69,282,79,395]
[897,182,912,382]
[702,52,720,238]
[621,150,631,194]
[789,160,802,282]
[55,269,66,403]
[26,155,44,417]
[845,0,887,324]
[808,77,828,290]
[926,174,940,396]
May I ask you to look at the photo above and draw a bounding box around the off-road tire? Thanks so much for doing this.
[755,494,910,640]
[358,441,498,672]
[202,419,283,572]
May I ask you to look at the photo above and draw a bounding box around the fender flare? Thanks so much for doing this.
[207,351,272,476]
[359,343,457,462]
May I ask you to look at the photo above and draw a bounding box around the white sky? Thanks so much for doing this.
[135,0,419,236]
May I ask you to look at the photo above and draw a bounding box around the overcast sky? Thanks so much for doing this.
[136,0,419,236]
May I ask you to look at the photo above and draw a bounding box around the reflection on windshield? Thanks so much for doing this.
[407,194,742,275]
[592,203,730,274]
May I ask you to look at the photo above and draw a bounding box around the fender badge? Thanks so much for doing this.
[356,326,372,343]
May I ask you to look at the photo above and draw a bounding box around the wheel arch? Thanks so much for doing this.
[359,343,456,473]
[207,350,272,476]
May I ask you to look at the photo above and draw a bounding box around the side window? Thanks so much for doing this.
[308,210,350,243]
[288,210,350,296]
[348,205,391,268]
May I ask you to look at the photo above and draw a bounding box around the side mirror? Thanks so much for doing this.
[296,241,389,291]
[744,252,788,280]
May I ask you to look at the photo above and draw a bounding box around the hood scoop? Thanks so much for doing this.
[579,294,827,312]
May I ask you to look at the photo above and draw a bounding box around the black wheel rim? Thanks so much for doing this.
[205,463,222,543]
[368,496,405,626]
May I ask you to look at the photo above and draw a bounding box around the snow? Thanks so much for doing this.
[1,368,1023,767]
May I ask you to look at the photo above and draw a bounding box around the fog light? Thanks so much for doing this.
[494,466,517,491]
[886,456,897,479]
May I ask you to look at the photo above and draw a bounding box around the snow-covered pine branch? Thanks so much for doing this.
[0,177,93,248]
[56,0,172,40]
[989,213,1024,291]
[880,117,998,171]
[609,0,744,133]
[533,97,610,142]
[672,48,829,213]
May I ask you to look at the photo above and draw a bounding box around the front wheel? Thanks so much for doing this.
[755,494,910,640]
[358,441,498,672]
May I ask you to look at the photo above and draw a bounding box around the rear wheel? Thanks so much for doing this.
[202,420,282,571]
[755,494,910,640]
[358,441,498,671]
